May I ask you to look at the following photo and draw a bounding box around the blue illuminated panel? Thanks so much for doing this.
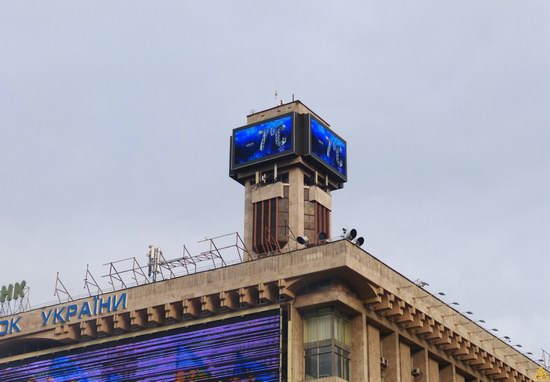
[232,114,294,170]
[0,312,281,381]
[310,117,347,179]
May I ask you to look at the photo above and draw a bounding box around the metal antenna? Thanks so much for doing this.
[147,246,160,282]
[542,349,550,368]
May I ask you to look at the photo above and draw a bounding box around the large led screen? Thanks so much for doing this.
[0,311,281,381]
[232,114,295,170]
[309,116,347,180]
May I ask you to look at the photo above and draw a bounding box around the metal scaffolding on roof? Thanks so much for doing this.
[45,232,252,303]
[80,232,251,296]
[102,257,150,290]
[54,272,73,303]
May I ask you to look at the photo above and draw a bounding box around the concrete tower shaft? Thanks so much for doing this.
[229,101,347,259]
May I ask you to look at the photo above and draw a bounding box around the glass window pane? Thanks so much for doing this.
[304,314,332,342]
[304,309,352,381]
[318,313,332,341]
[335,352,342,377]
[319,352,332,377]
[341,357,350,381]
[334,316,342,342]
[333,315,351,345]
[303,316,315,342]
[305,355,318,379]
[344,357,350,381]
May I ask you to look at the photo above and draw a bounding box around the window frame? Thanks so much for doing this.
[303,308,351,381]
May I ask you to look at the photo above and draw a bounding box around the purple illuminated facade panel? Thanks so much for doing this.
[0,310,283,381]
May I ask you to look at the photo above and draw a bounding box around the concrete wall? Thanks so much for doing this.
[0,241,537,382]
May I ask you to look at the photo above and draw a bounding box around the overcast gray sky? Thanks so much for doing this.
[1,0,548,358]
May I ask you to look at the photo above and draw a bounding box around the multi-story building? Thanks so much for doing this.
[0,101,541,381]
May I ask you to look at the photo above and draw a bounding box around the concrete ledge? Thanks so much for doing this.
[309,186,332,210]
[251,182,284,203]
[294,289,364,315]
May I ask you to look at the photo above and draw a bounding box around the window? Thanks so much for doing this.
[303,308,351,381]
[335,346,351,380]
[280,172,289,183]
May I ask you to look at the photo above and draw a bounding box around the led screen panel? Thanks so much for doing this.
[309,116,347,181]
[0,311,281,382]
[232,113,295,170]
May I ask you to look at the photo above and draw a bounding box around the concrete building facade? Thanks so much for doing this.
[0,102,541,381]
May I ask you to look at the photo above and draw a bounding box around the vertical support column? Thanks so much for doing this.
[289,304,304,381]
[351,313,368,381]
[367,324,382,381]
[440,364,457,382]
[400,342,412,382]
[382,332,401,382]
[244,180,254,260]
[412,349,429,382]
[287,167,305,249]
[428,358,440,382]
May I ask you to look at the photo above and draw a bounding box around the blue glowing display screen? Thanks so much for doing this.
[310,117,347,178]
[233,114,294,169]
[0,312,281,381]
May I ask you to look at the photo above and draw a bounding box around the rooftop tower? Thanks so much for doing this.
[229,101,347,259]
